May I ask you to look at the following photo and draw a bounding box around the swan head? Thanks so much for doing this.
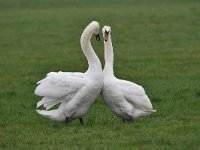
[102,26,111,42]
[90,21,100,41]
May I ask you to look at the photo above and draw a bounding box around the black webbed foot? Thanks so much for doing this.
[65,117,70,124]
[79,117,84,125]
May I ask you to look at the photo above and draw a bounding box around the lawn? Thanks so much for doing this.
[0,0,200,149]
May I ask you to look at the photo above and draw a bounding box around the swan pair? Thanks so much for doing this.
[35,21,155,125]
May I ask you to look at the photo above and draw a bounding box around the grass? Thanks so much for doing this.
[0,0,200,149]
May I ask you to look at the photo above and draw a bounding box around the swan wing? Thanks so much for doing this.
[37,71,84,84]
[117,79,153,110]
[35,72,86,102]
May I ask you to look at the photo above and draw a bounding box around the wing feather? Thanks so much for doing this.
[35,72,86,109]
[117,79,153,109]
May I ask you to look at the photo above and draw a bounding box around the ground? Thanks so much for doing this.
[0,0,200,149]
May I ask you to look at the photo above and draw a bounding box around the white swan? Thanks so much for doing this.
[35,21,103,125]
[101,26,156,121]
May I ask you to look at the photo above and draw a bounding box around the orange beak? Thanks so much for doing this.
[104,31,109,41]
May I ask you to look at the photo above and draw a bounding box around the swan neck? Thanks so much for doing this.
[80,24,101,72]
[104,35,114,76]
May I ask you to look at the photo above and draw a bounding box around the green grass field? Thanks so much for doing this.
[0,0,200,149]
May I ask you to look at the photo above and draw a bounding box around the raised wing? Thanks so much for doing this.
[35,71,86,109]
[117,79,153,110]
[37,71,84,84]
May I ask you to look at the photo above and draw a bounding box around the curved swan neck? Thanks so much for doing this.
[104,35,114,76]
[80,22,101,72]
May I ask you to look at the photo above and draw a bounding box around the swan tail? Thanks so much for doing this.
[36,109,65,122]
[149,109,156,113]
[134,109,156,119]
[143,109,156,115]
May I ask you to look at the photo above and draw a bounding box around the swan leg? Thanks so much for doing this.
[65,117,70,124]
[79,117,84,125]
[122,118,126,123]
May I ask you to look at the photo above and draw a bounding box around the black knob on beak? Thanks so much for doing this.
[105,30,109,34]
[95,34,100,41]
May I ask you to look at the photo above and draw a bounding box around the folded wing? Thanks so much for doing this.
[117,79,153,110]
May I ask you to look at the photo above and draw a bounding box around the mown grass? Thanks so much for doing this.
[0,0,200,149]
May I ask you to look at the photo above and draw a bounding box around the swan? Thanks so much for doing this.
[35,21,103,125]
[101,26,156,121]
